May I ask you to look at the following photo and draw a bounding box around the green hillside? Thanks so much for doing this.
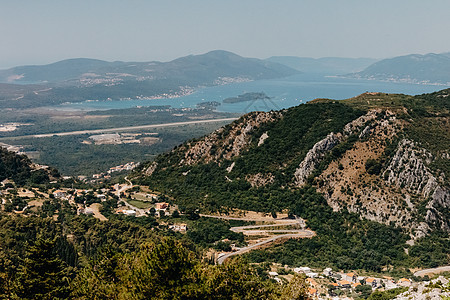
[134,89,450,271]
[346,53,450,84]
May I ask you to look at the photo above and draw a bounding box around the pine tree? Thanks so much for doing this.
[15,237,70,300]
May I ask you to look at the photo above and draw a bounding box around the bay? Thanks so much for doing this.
[58,74,448,113]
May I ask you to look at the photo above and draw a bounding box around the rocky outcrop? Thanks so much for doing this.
[395,276,450,300]
[144,162,158,176]
[294,110,381,187]
[384,139,450,232]
[384,139,437,196]
[343,110,377,135]
[258,132,269,146]
[246,173,275,188]
[179,111,282,166]
[294,132,341,186]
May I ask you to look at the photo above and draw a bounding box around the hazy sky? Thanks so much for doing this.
[1,0,450,68]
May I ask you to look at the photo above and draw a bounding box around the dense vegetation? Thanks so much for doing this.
[0,213,307,299]
[0,147,58,185]
[223,92,271,103]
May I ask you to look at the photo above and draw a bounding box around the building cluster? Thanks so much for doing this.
[289,266,413,299]
[91,162,140,181]
[168,224,187,232]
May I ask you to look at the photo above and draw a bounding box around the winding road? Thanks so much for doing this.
[199,214,315,264]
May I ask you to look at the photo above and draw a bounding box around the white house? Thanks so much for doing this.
[323,267,333,276]
[124,210,136,217]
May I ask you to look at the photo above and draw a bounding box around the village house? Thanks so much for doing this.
[123,210,136,217]
[308,288,318,297]
[169,224,188,232]
[306,278,317,287]
[365,277,377,288]
[306,272,318,278]
[294,266,311,274]
[322,267,333,276]
[155,202,168,210]
[344,272,357,283]
[352,282,361,289]
[96,194,106,200]
[53,190,67,199]
[146,193,159,200]
[397,278,412,287]
[330,282,339,289]
[338,280,352,289]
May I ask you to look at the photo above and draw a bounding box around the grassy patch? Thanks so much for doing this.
[127,199,153,209]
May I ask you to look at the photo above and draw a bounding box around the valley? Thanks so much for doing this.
[0,58,449,299]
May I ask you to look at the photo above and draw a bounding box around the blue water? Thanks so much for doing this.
[59,74,448,113]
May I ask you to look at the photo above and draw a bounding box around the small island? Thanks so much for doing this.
[196,101,221,109]
[223,92,271,104]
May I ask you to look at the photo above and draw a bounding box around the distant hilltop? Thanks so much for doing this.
[343,52,450,85]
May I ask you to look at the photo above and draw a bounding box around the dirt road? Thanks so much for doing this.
[414,266,450,277]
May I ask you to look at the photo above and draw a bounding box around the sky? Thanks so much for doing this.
[1,0,450,68]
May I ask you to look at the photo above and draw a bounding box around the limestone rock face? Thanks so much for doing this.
[144,162,158,176]
[343,110,378,135]
[384,139,437,196]
[294,133,341,186]
[294,110,380,187]
[384,139,450,232]
[179,111,282,166]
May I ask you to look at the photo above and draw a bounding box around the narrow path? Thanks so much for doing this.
[200,214,315,264]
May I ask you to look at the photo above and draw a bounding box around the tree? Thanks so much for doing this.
[15,238,71,300]
[70,247,124,299]
[203,258,279,300]
[0,249,15,300]
[172,210,180,218]
[280,274,311,300]
[128,238,198,299]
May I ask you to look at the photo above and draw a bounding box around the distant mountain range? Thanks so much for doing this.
[265,56,378,74]
[2,50,450,109]
[344,53,450,85]
[0,50,297,108]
